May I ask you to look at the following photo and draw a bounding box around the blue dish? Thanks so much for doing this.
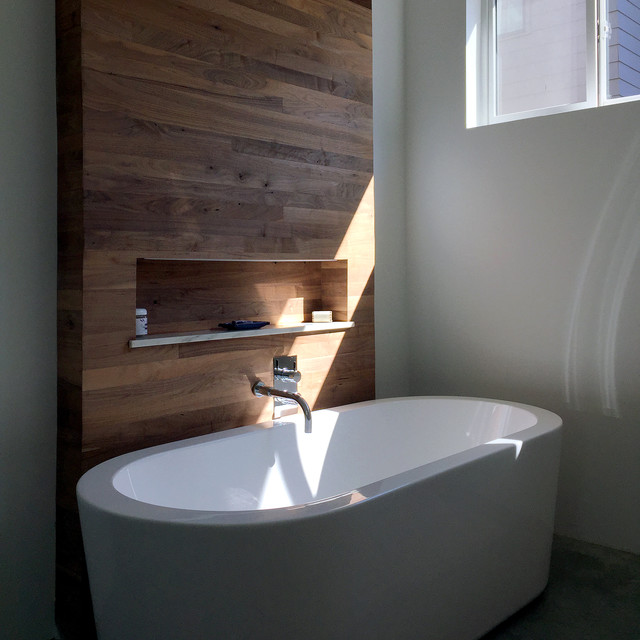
[218,320,271,331]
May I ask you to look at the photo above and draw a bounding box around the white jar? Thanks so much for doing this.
[135,308,148,336]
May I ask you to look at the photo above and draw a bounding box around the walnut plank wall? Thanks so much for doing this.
[56,0,373,636]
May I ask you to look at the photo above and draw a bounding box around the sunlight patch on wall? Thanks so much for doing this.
[295,178,375,407]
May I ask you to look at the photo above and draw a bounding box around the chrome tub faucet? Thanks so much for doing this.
[252,356,312,433]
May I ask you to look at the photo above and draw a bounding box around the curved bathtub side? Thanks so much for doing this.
[78,414,562,640]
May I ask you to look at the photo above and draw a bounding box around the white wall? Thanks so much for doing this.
[373,0,410,397]
[401,0,640,553]
[0,0,58,637]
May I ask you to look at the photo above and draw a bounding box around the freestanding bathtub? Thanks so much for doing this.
[77,396,562,640]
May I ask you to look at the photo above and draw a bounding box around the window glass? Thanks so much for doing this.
[496,0,588,116]
[606,0,640,99]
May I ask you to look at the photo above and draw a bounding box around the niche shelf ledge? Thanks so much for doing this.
[129,321,355,348]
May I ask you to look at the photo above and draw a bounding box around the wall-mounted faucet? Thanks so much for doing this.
[252,356,312,433]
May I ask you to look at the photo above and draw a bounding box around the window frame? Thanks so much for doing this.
[598,0,640,106]
[466,0,633,127]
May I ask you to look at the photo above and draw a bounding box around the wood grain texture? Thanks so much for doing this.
[56,1,373,637]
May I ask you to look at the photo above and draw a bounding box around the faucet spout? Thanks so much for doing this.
[252,381,312,433]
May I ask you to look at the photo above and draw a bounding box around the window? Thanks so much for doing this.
[467,0,640,127]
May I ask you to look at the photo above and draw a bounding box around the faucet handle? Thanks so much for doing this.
[273,356,300,381]
[276,370,301,383]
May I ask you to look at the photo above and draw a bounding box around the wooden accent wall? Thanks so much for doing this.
[56,0,373,637]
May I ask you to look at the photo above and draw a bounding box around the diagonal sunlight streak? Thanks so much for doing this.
[296,178,375,408]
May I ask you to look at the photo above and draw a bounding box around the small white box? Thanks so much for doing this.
[312,310,333,323]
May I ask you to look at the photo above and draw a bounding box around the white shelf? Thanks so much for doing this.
[128,321,355,348]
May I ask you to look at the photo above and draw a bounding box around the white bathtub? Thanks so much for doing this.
[77,396,562,640]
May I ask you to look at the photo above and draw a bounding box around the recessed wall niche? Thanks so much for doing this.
[135,259,349,336]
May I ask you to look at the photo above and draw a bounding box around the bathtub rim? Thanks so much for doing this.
[76,396,562,526]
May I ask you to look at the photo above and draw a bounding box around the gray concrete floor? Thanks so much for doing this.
[480,535,640,640]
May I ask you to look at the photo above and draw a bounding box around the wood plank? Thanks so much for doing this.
[83,251,137,291]
[83,189,286,240]
[85,0,372,81]
[236,0,373,37]
[82,114,372,186]
[83,150,370,200]
[190,0,372,41]
[82,70,372,157]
